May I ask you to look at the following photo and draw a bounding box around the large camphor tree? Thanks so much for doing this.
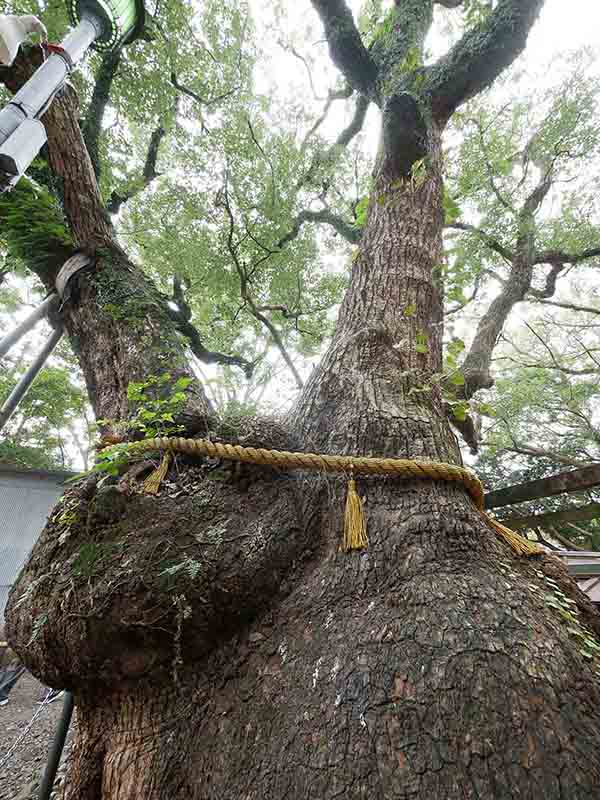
[3,0,600,797]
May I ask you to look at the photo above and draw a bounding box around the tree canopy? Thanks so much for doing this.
[2,1,599,499]
[5,2,600,797]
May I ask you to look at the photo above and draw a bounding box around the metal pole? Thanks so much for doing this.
[0,326,63,432]
[0,293,58,359]
[0,15,104,148]
[37,691,74,800]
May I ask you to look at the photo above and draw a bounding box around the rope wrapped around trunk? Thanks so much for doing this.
[105,436,543,558]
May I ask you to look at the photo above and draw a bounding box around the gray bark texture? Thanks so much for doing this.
[5,3,600,799]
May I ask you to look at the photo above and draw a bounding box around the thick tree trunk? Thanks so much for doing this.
[58,249,211,427]
[6,9,600,798]
[292,129,453,463]
[8,115,600,800]
[0,49,211,428]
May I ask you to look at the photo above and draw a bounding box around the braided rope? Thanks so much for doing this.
[123,436,485,507]
[105,436,542,556]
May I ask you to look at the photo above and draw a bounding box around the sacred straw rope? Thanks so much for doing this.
[105,437,543,557]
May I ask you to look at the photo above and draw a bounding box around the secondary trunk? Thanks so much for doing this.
[0,50,210,430]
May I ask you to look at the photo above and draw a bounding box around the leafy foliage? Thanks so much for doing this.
[0,1,599,496]
[0,179,73,278]
[126,373,192,437]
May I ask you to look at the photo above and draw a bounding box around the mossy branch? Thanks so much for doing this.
[309,0,379,99]
[0,180,74,281]
[425,0,545,123]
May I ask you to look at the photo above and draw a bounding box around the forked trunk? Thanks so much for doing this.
[7,112,600,798]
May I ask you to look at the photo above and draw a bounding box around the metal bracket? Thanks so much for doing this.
[55,252,92,301]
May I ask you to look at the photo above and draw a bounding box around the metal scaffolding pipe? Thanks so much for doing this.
[0,326,63,431]
[37,692,74,800]
[0,14,103,149]
[0,293,57,359]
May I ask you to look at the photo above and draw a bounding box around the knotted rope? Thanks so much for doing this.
[106,436,542,557]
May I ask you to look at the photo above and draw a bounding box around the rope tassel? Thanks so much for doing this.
[143,452,171,495]
[485,516,544,557]
[343,476,368,551]
[98,436,545,558]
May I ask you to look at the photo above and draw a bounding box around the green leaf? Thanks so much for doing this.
[450,371,465,386]
[354,196,370,228]
[415,330,429,354]
[475,402,496,418]
[450,401,470,422]
[442,188,461,224]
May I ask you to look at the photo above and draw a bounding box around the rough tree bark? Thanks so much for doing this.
[5,2,600,798]
[0,52,210,433]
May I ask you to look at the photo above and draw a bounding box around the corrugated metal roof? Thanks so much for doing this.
[558,550,600,577]
[577,576,600,604]
[0,471,67,617]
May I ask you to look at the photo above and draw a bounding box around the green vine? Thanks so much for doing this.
[91,374,193,477]
[0,179,73,277]
[530,568,600,676]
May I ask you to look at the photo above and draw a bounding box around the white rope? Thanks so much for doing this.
[0,692,52,770]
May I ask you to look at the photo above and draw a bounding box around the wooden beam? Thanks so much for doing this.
[548,525,587,551]
[485,464,600,509]
[501,503,600,530]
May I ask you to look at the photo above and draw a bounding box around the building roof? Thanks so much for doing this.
[0,463,77,483]
[556,550,600,576]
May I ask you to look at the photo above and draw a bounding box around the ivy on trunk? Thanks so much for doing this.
[5,1,600,798]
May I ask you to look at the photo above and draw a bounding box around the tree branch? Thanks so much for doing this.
[246,118,277,209]
[527,262,564,299]
[456,258,533,397]
[301,84,353,149]
[165,305,254,378]
[219,182,304,389]
[284,41,327,101]
[469,115,514,212]
[300,93,369,191]
[337,93,370,148]
[170,70,238,107]
[534,246,600,266]
[456,160,556,397]
[106,124,167,215]
[444,270,485,316]
[278,208,360,249]
[426,0,544,123]
[505,442,592,469]
[81,48,122,180]
[528,298,600,317]
[563,523,595,549]
[446,221,513,263]
[309,0,379,100]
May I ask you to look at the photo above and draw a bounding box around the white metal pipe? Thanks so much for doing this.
[0,14,104,148]
[0,326,63,431]
[62,15,102,62]
[0,293,58,359]
[0,118,47,176]
[0,104,26,149]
